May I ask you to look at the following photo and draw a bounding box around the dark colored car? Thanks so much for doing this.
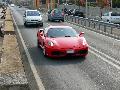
[48,9,64,22]
[18,5,22,8]
[72,9,85,18]
[67,9,74,15]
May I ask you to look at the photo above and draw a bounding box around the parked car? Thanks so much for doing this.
[48,9,64,22]
[23,10,43,26]
[72,9,85,18]
[37,26,88,58]
[10,4,15,7]
[101,12,120,24]
[18,5,22,8]
[67,9,74,15]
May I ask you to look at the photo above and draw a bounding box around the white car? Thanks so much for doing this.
[10,4,15,7]
[23,10,43,27]
[101,12,120,24]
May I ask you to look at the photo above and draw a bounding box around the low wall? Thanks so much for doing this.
[0,7,30,90]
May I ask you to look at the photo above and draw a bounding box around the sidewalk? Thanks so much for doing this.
[0,7,30,90]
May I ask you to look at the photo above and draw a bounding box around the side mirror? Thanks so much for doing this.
[23,14,25,17]
[79,32,84,36]
[38,29,44,36]
[38,29,44,32]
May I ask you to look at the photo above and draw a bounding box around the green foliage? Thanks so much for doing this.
[113,0,120,8]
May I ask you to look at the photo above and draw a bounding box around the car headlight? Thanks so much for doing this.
[48,41,54,46]
[39,18,42,21]
[82,39,87,46]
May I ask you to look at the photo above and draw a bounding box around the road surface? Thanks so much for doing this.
[11,6,120,90]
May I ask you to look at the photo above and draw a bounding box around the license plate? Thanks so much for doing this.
[66,50,74,54]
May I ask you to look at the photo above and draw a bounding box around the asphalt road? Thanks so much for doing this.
[11,6,120,90]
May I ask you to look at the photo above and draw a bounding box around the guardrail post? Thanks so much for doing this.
[84,20,86,27]
[67,15,69,21]
[65,15,68,21]
[64,15,66,21]
[81,20,83,26]
[69,16,71,21]
[110,27,113,34]
[93,22,95,28]
[104,25,106,32]
[88,21,90,27]
[72,16,73,22]
[99,24,100,30]
[78,18,80,24]
[75,17,76,23]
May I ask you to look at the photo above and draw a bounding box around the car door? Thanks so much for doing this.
[102,13,109,22]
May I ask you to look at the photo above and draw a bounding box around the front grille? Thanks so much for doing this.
[31,20,38,21]
[77,50,88,54]
[52,51,64,56]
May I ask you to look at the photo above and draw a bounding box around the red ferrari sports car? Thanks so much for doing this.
[37,26,88,58]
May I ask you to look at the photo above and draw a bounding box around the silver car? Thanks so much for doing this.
[23,10,43,27]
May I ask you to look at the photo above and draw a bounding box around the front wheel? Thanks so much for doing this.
[107,19,110,23]
[37,40,40,48]
[39,23,43,27]
[43,46,47,57]
[61,19,64,22]
[24,22,27,27]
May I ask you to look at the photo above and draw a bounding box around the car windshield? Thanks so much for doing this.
[47,28,78,38]
[111,12,120,16]
[27,11,40,16]
[54,9,62,14]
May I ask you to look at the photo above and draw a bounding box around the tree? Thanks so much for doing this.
[96,0,110,8]
[112,0,120,8]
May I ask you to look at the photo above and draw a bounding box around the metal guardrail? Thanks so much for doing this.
[65,15,120,39]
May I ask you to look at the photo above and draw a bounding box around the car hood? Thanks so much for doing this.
[48,37,86,48]
[26,16,42,20]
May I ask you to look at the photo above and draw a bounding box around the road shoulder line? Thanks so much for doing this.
[11,8,45,90]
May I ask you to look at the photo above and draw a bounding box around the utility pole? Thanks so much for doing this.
[48,0,50,9]
[51,0,52,9]
[111,0,112,9]
[86,0,88,18]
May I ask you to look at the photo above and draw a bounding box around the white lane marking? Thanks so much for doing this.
[89,46,120,65]
[89,49,120,70]
[11,10,45,90]
[46,22,120,70]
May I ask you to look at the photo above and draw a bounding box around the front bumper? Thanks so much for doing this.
[25,20,43,25]
[45,46,88,58]
[51,17,64,20]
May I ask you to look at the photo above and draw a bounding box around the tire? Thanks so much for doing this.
[107,19,109,22]
[62,19,64,22]
[43,46,47,57]
[37,40,40,48]
[40,23,43,27]
[50,18,54,22]
[24,22,27,27]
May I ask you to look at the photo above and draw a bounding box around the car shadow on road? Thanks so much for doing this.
[46,20,64,23]
[17,25,42,29]
[27,46,87,66]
